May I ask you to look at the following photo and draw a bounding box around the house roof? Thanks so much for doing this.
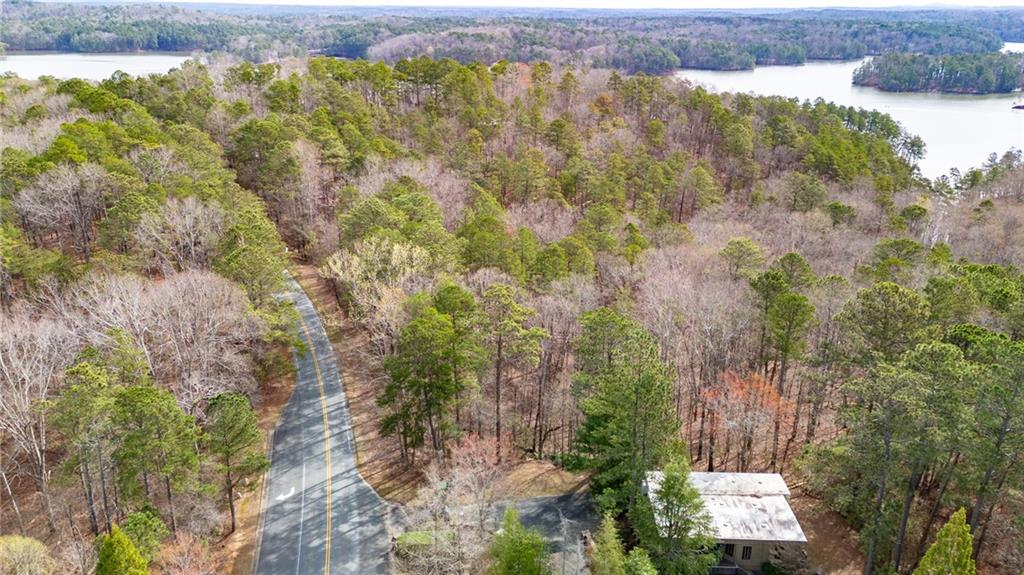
[645,471,807,544]
[689,472,791,497]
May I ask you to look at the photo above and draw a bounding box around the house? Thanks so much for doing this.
[644,471,807,575]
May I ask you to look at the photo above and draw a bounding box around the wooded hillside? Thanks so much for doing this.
[1,55,1023,573]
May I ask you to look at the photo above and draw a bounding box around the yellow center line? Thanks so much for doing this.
[296,307,332,575]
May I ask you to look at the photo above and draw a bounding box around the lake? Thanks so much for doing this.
[676,43,1024,179]
[0,52,192,81]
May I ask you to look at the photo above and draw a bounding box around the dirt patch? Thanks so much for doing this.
[789,492,864,575]
[215,350,295,575]
[292,264,422,504]
[497,460,589,500]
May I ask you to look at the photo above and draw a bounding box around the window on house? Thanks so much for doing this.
[724,544,735,557]
[741,546,752,561]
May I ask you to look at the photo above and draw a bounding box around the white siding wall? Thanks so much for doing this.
[720,540,770,571]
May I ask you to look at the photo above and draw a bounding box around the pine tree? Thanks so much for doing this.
[204,393,268,534]
[480,284,547,461]
[913,508,976,575]
[490,507,552,575]
[96,525,148,575]
[590,513,626,575]
[120,507,169,562]
[574,308,678,512]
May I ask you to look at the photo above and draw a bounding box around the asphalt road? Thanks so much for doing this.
[507,493,597,575]
[254,278,388,575]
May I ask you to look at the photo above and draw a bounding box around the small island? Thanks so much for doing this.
[853,51,1024,94]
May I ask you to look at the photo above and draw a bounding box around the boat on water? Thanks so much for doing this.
[1015,97,1024,110]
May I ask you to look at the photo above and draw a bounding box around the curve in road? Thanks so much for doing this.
[255,277,388,575]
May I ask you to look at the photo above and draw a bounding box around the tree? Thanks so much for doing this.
[121,507,170,562]
[95,525,147,575]
[215,203,288,309]
[839,282,931,365]
[51,355,118,536]
[490,507,552,575]
[590,514,626,575]
[913,509,975,575]
[630,450,718,575]
[321,235,432,355]
[158,533,217,575]
[204,393,268,533]
[111,385,200,534]
[766,291,816,470]
[574,308,677,512]
[134,197,224,273]
[14,163,108,263]
[786,172,828,212]
[0,536,55,575]
[719,237,764,279]
[382,303,462,460]
[433,281,485,427]
[0,312,75,530]
[623,549,658,575]
[480,284,547,461]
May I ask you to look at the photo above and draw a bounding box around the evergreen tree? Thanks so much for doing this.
[111,386,200,534]
[630,450,718,575]
[205,392,268,533]
[95,525,147,575]
[481,284,547,461]
[590,513,626,575]
[382,303,462,458]
[120,507,169,562]
[913,508,975,575]
[574,308,678,512]
[490,507,552,575]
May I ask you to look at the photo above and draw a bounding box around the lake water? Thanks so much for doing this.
[676,42,1024,179]
[0,52,192,81]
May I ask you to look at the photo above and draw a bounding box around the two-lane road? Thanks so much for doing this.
[255,278,388,574]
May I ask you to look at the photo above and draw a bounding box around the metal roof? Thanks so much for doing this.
[688,472,791,497]
[645,472,807,544]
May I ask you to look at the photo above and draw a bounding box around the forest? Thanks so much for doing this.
[853,52,1024,94]
[2,45,1024,575]
[3,0,1024,74]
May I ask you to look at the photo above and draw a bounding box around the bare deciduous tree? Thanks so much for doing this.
[135,197,225,273]
[14,163,108,263]
[0,310,76,529]
[321,236,434,355]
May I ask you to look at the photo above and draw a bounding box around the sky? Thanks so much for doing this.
[146,0,1024,8]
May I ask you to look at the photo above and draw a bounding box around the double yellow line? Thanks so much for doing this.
[296,306,333,575]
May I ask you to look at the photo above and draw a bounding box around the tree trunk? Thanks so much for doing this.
[892,463,922,571]
[80,453,99,535]
[783,375,806,468]
[864,422,893,575]
[707,410,717,472]
[974,459,1012,561]
[770,356,790,472]
[969,412,1010,535]
[532,349,549,457]
[164,476,178,534]
[911,452,959,570]
[0,460,25,535]
[98,448,113,533]
[225,452,236,532]
[494,336,504,462]
[696,405,706,462]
